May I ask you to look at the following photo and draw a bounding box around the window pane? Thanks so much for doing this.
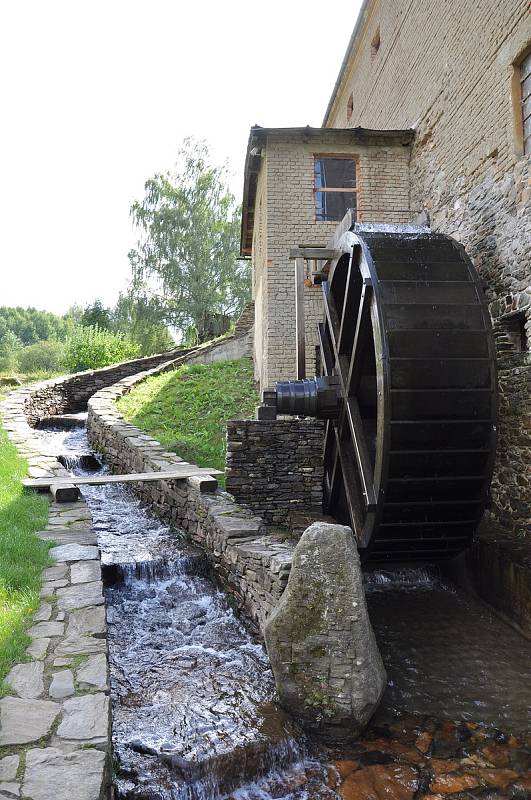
[314,158,356,189]
[315,191,357,222]
[521,51,531,81]
[522,72,531,103]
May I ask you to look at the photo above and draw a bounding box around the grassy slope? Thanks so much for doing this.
[117,358,259,485]
[0,421,50,683]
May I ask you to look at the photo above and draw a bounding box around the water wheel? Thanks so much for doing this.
[273,228,497,563]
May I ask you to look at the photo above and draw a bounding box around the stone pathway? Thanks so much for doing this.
[0,504,109,800]
[0,391,110,800]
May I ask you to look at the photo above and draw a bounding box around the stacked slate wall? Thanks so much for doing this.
[225,419,325,528]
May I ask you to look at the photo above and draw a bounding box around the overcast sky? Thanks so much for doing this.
[0,1,359,315]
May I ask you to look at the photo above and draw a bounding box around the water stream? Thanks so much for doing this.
[36,420,531,799]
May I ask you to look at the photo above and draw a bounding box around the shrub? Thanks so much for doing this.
[17,340,65,375]
[0,331,22,373]
[63,325,140,372]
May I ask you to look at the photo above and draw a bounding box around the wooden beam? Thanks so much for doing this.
[23,467,222,490]
[50,483,80,503]
[295,257,306,379]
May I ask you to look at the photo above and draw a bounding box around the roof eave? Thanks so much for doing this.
[239,124,415,257]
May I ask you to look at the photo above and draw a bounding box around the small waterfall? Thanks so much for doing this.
[103,558,183,586]
[114,736,310,800]
[58,453,101,472]
[364,565,443,591]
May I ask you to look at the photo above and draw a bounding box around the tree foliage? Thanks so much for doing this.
[112,292,175,356]
[0,307,74,345]
[0,332,22,372]
[81,300,112,330]
[128,139,250,343]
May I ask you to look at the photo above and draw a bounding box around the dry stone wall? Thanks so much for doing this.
[225,419,325,528]
[21,349,195,426]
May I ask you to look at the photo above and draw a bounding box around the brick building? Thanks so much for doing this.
[241,1,530,534]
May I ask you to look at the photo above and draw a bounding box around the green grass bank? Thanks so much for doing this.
[117,358,259,485]
[0,417,50,685]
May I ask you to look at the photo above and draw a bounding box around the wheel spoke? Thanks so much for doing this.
[347,280,373,396]
[345,397,377,510]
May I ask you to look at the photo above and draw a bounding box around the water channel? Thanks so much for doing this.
[38,420,531,799]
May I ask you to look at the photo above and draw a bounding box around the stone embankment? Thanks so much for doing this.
[225,418,325,529]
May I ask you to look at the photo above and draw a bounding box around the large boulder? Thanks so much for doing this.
[264,521,386,739]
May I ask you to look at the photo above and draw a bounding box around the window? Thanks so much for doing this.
[497,311,527,354]
[314,156,357,222]
[520,50,531,154]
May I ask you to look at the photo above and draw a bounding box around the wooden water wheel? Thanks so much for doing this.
[272,228,497,563]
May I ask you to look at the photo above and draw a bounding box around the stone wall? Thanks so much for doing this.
[225,419,325,528]
[325,1,531,535]
[21,349,194,427]
[21,329,254,427]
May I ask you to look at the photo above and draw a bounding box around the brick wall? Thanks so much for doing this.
[325,0,530,534]
[251,130,411,387]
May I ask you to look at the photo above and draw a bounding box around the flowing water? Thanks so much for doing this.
[36,421,531,800]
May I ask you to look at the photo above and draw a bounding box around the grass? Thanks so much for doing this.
[117,358,259,486]
[0,369,66,384]
[0,421,50,684]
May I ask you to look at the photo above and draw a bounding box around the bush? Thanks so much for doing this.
[63,325,140,372]
[17,340,65,375]
[0,331,22,373]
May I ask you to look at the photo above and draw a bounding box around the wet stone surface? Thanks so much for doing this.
[20,422,530,800]
[364,570,531,731]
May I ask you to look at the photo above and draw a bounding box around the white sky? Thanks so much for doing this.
[0,1,360,315]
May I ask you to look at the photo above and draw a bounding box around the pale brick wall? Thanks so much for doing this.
[326,0,531,534]
[252,130,411,386]
[252,164,268,387]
